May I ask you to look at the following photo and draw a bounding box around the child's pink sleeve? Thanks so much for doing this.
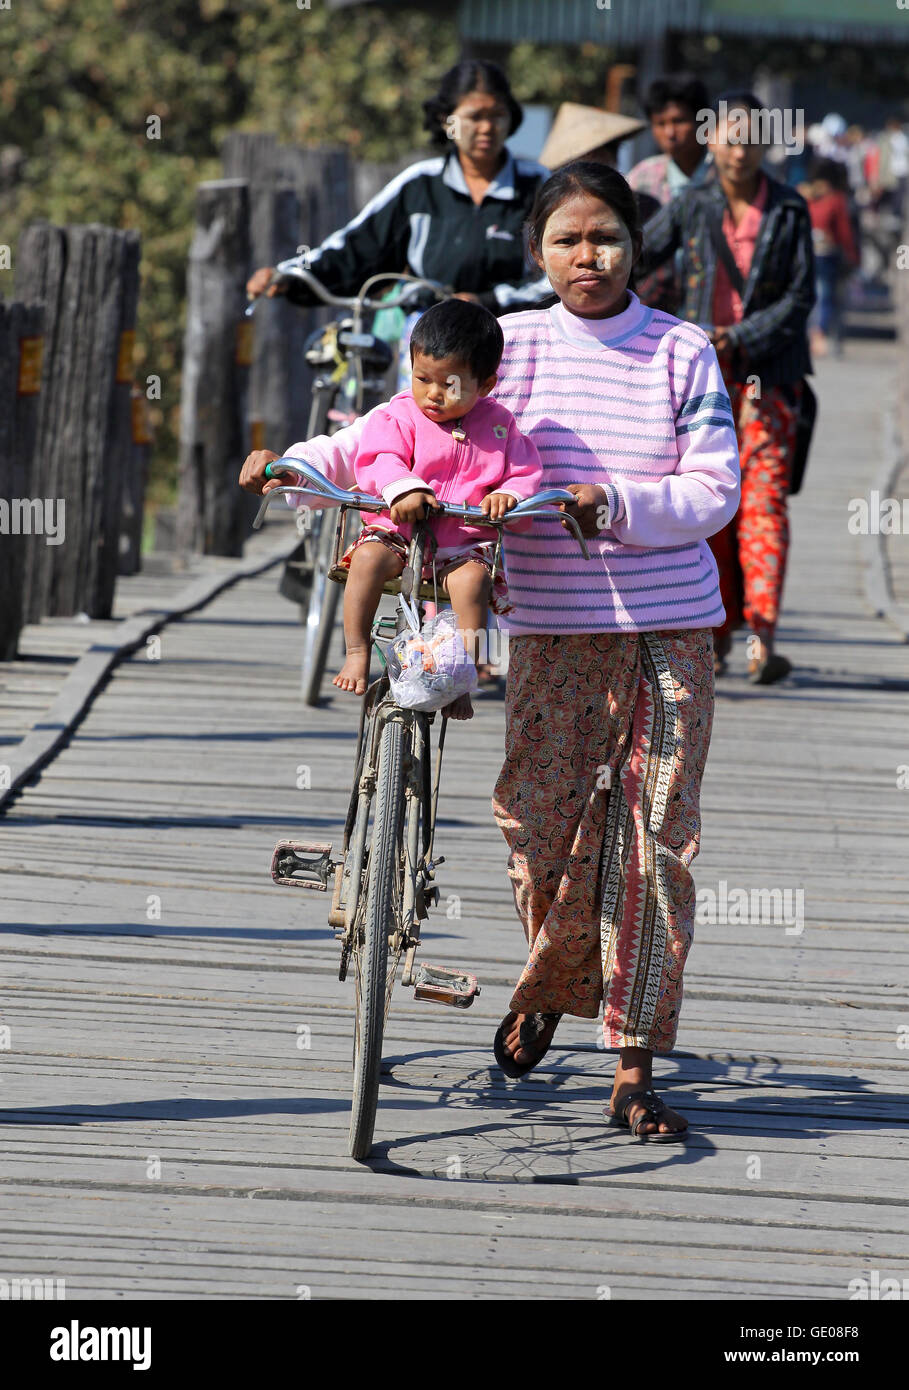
[355,407,427,505]
[496,419,544,502]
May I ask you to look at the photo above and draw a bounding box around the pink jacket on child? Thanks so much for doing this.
[354,390,543,550]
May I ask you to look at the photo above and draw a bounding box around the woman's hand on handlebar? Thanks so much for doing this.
[239,449,284,495]
[559,483,608,539]
[246,266,286,300]
[389,489,441,525]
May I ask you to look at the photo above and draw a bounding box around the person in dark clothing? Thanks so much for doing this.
[638,91,816,684]
[245,60,550,316]
[628,73,712,315]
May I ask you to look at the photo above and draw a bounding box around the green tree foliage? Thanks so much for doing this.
[0,0,458,493]
[0,0,617,496]
[0,0,248,493]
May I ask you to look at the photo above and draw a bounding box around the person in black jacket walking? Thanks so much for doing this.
[638,92,816,684]
[246,60,550,316]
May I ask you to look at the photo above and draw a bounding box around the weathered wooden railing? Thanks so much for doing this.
[0,301,44,659]
[221,133,354,455]
[10,222,143,622]
[177,136,417,556]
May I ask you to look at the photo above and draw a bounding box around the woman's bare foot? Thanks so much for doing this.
[747,635,791,684]
[609,1048,688,1137]
[503,1011,559,1068]
[333,648,370,695]
[747,634,772,676]
[443,692,473,720]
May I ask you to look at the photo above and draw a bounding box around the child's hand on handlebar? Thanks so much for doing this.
[481,492,517,521]
[390,489,440,525]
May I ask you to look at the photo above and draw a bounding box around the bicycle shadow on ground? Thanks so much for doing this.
[362,1046,905,1180]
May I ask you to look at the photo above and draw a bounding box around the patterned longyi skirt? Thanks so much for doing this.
[492,628,715,1053]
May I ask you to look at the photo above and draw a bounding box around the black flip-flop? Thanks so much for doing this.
[606,1087,689,1143]
[493,1011,561,1078]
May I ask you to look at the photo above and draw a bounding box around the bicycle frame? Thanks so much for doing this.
[261,461,591,1155]
[335,513,436,984]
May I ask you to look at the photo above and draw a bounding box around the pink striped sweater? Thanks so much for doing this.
[280,291,740,635]
[491,292,740,634]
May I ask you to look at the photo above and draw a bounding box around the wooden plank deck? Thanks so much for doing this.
[0,338,907,1300]
[0,526,293,760]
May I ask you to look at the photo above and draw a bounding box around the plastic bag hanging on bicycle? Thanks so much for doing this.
[386,601,478,712]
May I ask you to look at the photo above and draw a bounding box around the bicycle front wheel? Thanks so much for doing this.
[301,511,342,706]
[349,718,405,1160]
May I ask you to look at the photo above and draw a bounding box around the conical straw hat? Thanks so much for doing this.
[540,102,646,169]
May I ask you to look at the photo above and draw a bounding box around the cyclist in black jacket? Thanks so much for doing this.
[245,60,551,316]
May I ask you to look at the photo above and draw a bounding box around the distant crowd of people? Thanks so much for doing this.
[613,77,906,669]
[621,75,815,683]
[624,83,908,359]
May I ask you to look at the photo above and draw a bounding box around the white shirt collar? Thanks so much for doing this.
[443,148,519,201]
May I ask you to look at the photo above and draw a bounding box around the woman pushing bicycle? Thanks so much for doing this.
[241,161,740,1142]
[245,60,551,318]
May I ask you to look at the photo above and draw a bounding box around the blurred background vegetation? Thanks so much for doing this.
[0,0,617,500]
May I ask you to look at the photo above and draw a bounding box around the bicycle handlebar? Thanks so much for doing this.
[267,262,451,314]
[254,459,591,558]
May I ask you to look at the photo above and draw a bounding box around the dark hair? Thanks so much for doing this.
[409,299,504,382]
[713,89,762,116]
[644,73,710,121]
[810,156,849,191]
[527,161,643,267]
[422,60,522,151]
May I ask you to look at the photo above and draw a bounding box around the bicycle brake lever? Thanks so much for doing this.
[556,509,591,560]
[252,485,302,530]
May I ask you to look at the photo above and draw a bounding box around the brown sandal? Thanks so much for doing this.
[607,1087,689,1144]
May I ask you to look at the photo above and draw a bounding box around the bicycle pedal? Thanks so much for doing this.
[271,840,333,891]
[412,963,480,1009]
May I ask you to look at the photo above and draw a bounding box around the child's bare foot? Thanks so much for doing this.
[333,649,370,695]
[444,692,473,720]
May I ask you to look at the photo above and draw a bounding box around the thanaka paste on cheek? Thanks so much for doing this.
[595,245,627,272]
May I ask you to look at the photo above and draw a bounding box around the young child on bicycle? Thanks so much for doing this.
[334,299,543,717]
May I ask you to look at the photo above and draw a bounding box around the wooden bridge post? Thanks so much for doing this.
[0,301,44,659]
[13,222,142,619]
[221,136,354,450]
[118,384,154,576]
[221,135,308,455]
[177,179,254,556]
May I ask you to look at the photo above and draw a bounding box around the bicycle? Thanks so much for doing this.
[253,459,590,1159]
[248,261,452,706]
